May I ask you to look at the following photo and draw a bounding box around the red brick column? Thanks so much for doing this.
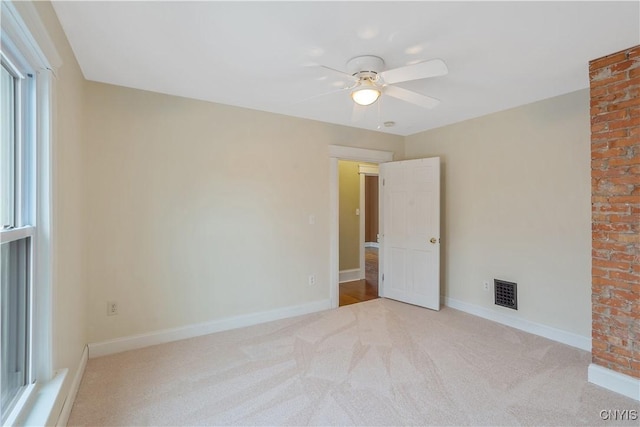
[590,45,640,379]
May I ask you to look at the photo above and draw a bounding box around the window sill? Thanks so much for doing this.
[10,369,67,427]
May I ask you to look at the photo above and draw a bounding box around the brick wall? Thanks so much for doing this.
[589,45,640,379]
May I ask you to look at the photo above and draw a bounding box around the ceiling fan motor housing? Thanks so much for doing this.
[347,55,385,78]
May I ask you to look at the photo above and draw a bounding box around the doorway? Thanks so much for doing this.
[329,146,442,311]
[329,145,394,308]
[339,249,378,306]
[338,161,379,306]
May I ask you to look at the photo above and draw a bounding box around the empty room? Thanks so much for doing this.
[1,1,639,426]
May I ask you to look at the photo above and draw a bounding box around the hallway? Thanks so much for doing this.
[339,247,379,306]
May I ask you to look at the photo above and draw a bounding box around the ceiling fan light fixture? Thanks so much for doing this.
[351,78,380,106]
[351,88,380,106]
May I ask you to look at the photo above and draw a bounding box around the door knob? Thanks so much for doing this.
[430,238,437,244]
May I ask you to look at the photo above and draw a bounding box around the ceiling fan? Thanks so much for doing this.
[316,55,448,108]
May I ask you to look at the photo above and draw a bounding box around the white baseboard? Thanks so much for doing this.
[364,242,379,248]
[588,364,640,401]
[339,268,362,283]
[56,346,88,426]
[89,299,332,358]
[444,297,591,351]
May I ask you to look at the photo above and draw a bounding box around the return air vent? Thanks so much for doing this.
[494,279,517,310]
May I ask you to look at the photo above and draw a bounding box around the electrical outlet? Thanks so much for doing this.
[308,275,316,286]
[107,301,118,316]
[483,281,490,291]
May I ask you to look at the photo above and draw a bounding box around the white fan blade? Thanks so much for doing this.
[381,59,448,84]
[292,84,355,105]
[384,85,440,109]
[317,64,358,82]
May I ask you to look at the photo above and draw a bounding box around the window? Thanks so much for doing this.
[1,1,59,423]
[1,48,36,423]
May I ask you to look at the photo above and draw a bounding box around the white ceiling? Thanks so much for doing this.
[52,1,639,136]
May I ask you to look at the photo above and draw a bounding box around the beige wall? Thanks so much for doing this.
[405,89,592,338]
[5,2,603,418]
[84,82,402,342]
[15,0,594,369]
[15,0,88,402]
[338,161,361,271]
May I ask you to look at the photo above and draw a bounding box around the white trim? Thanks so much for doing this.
[588,364,640,401]
[17,369,67,427]
[89,299,332,358]
[1,2,61,73]
[365,242,379,248]
[0,225,34,243]
[378,169,385,297]
[339,268,362,283]
[359,172,365,282]
[329,158,339,308]
[4,384,37,427]
[358,164,380,175]
[444,297,591,351]
[55,346,88,427]
[329,145,394,163]
[34,67,54,385]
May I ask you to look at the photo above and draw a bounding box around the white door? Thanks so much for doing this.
[380,157,440,310]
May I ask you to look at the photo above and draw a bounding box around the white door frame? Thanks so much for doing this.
[329,145,394,308]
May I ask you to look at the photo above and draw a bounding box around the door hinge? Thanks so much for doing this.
[383,178,385,186]
[382,274,385,282]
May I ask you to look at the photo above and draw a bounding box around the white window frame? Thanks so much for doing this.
[1,1,59,425]
[1,38,39,427]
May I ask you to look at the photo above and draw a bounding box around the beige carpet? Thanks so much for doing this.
[68,299,639,426]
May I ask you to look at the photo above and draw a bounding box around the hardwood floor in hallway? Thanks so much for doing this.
[339,247,379,307]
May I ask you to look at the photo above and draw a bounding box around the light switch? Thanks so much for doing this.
[356,209,360,216]
[309,214,315,225]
